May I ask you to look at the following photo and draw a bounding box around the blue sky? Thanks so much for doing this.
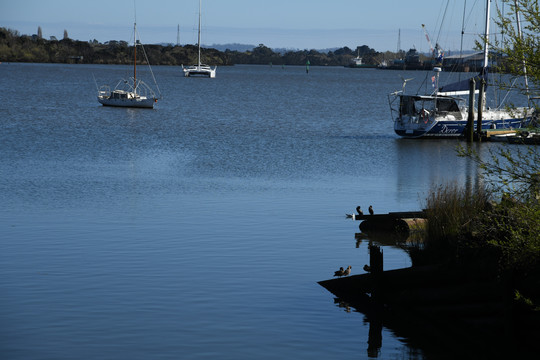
[2,0,493,52]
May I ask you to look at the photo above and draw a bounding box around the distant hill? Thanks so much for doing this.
[207,44,341,54]
[186,43,340,54]
[155,43,256,52]
[206,43,255,52]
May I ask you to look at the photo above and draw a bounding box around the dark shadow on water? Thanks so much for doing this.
[331,291,540,360]
[355,231,409,248]
[322,231,540,360]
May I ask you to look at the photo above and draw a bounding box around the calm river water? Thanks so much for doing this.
[0,63,502,359]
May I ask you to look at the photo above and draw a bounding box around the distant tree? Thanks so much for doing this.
[356,45,377,56]
[37,26,42,39]
[63,29,69,40]
[334,46,352,55]
[50,36,57,41]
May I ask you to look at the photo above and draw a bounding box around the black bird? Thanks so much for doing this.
[334,267,345,277]
[368,205,374,216]
[356,206,363,216]
[363,264,371,272]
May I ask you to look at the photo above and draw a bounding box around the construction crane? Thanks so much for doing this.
[422,24,443,63]
[421,24,434,54]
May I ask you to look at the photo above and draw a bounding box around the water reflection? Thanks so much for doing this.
[332,294,385,358]
[355,231,408,248]
[394,139,488,204]
[331,232,407,359]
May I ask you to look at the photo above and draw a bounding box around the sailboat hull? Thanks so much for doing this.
[394,113,531,138]
[183,66,216,78]
[98,96,156,108]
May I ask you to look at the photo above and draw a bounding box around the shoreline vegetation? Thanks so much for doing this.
[0,27,412,67]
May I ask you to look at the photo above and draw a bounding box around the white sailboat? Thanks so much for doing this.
[182,0,216,78]
[98,20,160,108]
[388,0,533,138]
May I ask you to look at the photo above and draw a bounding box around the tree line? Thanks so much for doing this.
[0,27,390,66]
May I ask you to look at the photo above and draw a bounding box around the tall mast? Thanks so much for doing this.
[134,21,137,91]
[458,0,467,82]
[482,0,491,70]
[198,0,202,67]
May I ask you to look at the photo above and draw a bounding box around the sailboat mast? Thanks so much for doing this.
[198,0,202,67]
[134,21,137,91]
[482,0,490,70]
[132,0,137,91]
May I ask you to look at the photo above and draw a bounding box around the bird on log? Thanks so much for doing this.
[368,205,374,215]
[343,265,352,276]
[333,267,345,277]
[356,206,363,216]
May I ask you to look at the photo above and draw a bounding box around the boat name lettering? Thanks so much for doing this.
[439,125,459,134]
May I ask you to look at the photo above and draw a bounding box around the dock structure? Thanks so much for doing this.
[317,245,524,357]
[485,129,517,137]
[323,207,539,356]
[348,211,426,235]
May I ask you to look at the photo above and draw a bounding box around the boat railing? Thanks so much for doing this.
[98,85,111,97]
[387,92,401,123]
[112,77,157,99]
[134,79,157,99]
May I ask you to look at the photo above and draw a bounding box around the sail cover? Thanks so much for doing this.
[438,69,488,95]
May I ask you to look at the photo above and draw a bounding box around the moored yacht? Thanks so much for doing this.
[388,0,533,138]
[182,0,216,78]
[97,20,160,108]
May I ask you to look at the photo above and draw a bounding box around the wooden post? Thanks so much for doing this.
[369,243,383,303]
[367,242,383,357]
[467,78,476,143]
[369,244,383,274]
[476,79,485,140]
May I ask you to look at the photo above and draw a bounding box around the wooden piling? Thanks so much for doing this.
[476,79,485,140]
[467,78,475,143]
[369,243,383,274]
